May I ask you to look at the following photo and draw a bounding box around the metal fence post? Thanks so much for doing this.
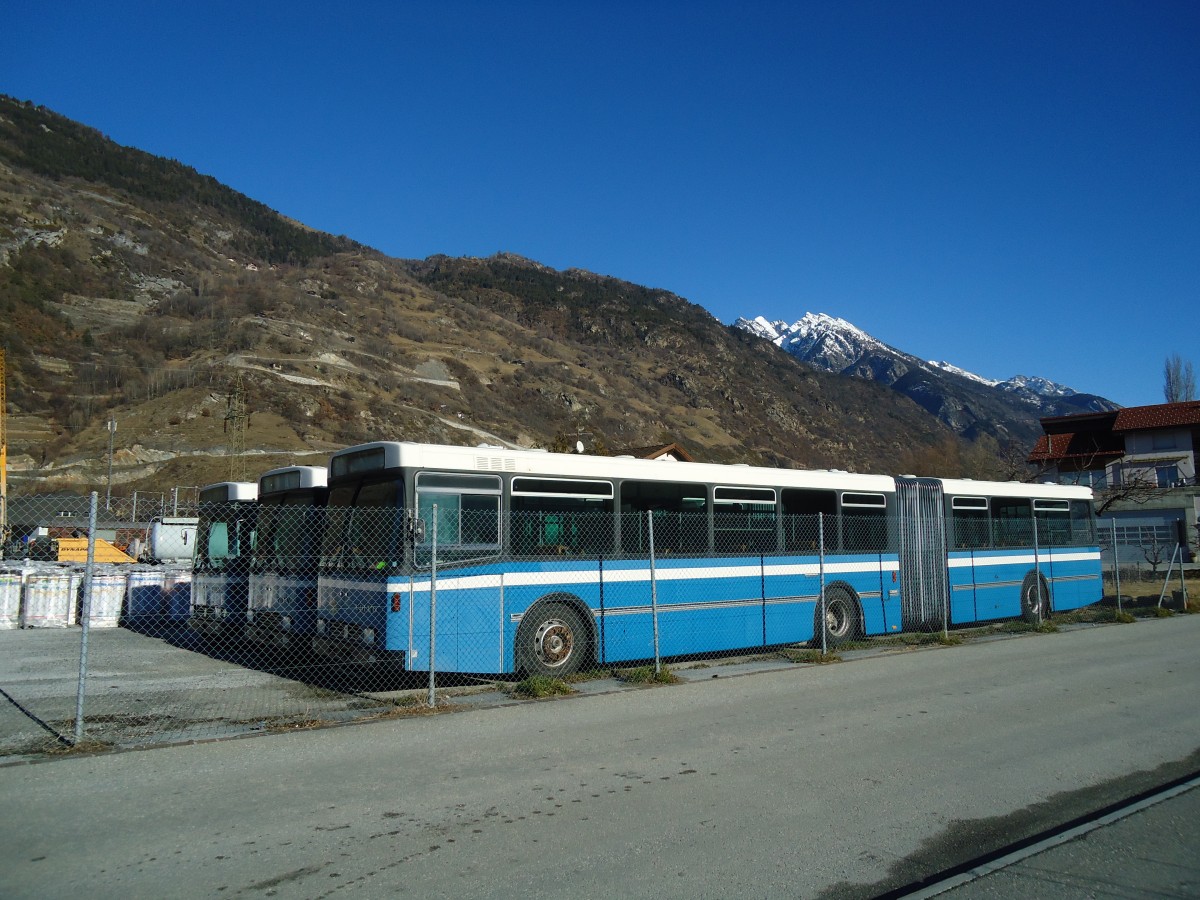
[648,510,661,674]
[818,513,827,655]
[428,503,438,708]
[1112,519,1122,613]
[74,491,98,745]
[1180,546,1189,609]
[1032,514,1042,624]
[1158,544,1182,609]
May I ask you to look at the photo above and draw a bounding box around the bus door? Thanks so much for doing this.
[894,477,949,631]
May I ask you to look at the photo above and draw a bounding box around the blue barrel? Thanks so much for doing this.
[125,568,168,623]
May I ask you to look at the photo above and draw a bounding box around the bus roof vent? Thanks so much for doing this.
[476,455,516,471]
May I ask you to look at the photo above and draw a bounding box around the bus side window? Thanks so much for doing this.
[713,486,777,554]
[619,481,708,554]
[950,496,989,549]
[991,498,1032,547]
[840,492,888,553]
[1070,500,1095,545]
[416,472,502,552]
[781,489,835,552]
[510,478,615,557]
[1034,499,1072,547]
[206,522,230,568]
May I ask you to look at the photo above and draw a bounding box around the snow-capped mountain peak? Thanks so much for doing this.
[734,309,1118,440]
[734,311,890,375]
[998,374,1078,399]
[926,360,999,387]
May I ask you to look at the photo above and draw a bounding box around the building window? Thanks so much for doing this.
[1156,465,1179,488]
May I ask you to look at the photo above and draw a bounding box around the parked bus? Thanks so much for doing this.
[189,481,258,641]
[246,466,329,651]
[314,441,1101,675]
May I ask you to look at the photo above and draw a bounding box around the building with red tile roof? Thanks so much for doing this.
[1029,400,1199,564]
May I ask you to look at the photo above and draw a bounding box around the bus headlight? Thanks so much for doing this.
[280,616,292,631]
[362,628,375,645]
[316,619,326,634]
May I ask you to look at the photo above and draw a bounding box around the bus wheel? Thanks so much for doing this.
[816,587,859,647]
[517,602,590,678]
[1021,573,1050,624]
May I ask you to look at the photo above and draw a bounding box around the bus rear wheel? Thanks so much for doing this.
[1021,573,1050,624]
[816,587,860,648]
[517,601,591,678]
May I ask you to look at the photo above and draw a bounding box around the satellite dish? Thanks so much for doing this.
[575,440,585,454]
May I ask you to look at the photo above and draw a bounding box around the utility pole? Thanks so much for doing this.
[105,416,116,510]
[224,372,249,482]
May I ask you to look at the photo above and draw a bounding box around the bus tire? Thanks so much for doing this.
[516,600,592,678]
[816,586,860,647]
[1021,573,1050,624]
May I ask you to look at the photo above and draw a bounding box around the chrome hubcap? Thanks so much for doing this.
[534,618,573,667]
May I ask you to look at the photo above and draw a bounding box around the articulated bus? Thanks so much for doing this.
[314,441,1102,676]
[246,466,329,651]
[189,481,258,641]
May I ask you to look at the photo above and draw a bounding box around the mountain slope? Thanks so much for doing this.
[0,95,980,494]
[737,313,1118,445]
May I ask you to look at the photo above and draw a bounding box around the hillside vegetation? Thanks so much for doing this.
[0,95,1006,495]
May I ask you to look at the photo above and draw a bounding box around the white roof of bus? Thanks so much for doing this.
[198,481,258,502]
[938,478,1093,500]
[330,441,897,493]
[329,442,1096,502]
[257,465,328,491]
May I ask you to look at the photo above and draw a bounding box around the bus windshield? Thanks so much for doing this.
[320,478,404,573]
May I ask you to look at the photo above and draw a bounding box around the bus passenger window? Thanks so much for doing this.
[510,478,615,557]
[620,481,708,554]
[1034,499,1072,547]
[416,472,502,554]
[205,523,230,567]
[1070,500,1095,545]
[840,492,889,553]
[781,489,836,552]
[950,496,989,549]
[991,498,1032,547]
[714,486,777,554]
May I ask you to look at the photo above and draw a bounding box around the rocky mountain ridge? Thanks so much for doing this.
[0,95,1024,494]
[736,313,1118,444]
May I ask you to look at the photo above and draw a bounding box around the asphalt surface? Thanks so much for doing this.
[1,615,1198,898]
[926,777,1200,898]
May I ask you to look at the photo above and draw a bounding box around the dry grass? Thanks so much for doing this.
[614,665,681,685]
[778,648,843,664]
[511,675,576,698]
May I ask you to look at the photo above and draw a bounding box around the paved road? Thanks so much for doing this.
[2,617,1198,899]
[930,778,1200,898]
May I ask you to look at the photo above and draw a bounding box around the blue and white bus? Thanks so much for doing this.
[189,481,258,641]
[246,466,329,651]
[314,442,1101,675]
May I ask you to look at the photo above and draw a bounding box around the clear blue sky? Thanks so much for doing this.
[6,1,1197,407]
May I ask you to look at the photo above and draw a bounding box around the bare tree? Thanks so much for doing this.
[1141,533,1171,577]
[1163,354,1196,403]
[1094,468,1158,516]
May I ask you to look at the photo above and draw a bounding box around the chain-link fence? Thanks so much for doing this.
[0,492,1189,756]
[1097,519,1193,613]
